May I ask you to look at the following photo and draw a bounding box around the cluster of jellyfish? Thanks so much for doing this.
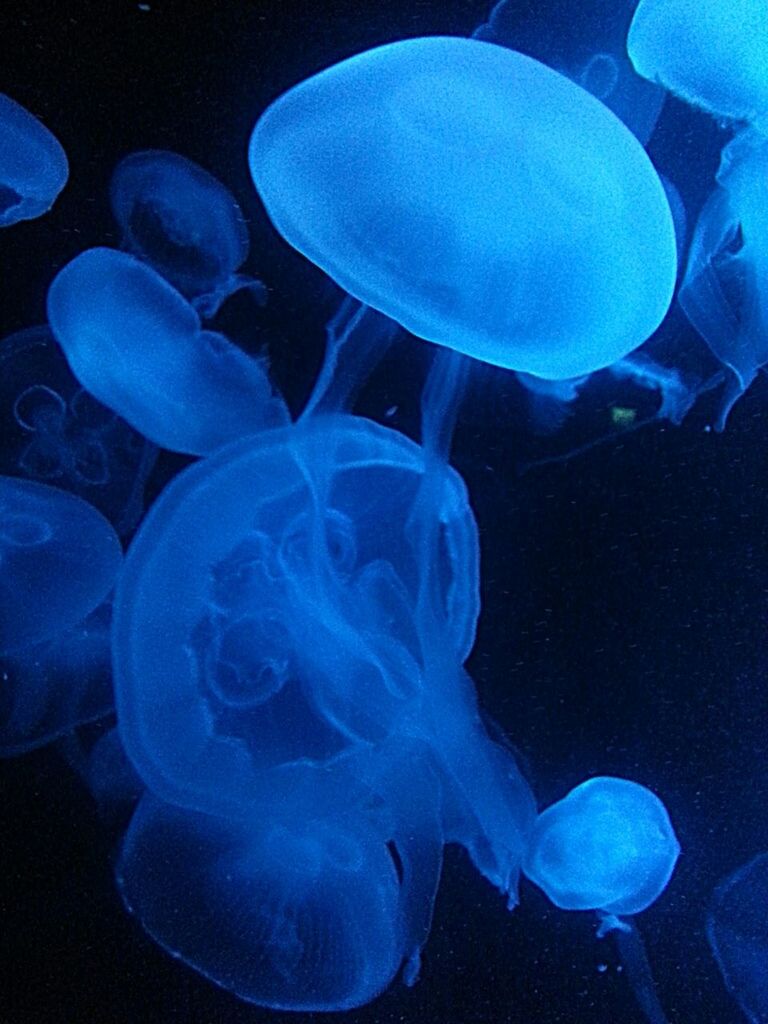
[1,0,768,1021]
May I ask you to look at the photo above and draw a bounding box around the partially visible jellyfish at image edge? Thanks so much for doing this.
[110,149,268,318]
[678,127,768,428]
[708,852,768,1023]
[0,476,122,755]
[0,325,157,536]
[47,247,289,456]
[0,93,68,226]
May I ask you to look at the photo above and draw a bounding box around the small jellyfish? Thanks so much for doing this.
[47,248,289,455]
[473,0,665,143]
[628,0,768,123]
[678,127,768,427]
[0,93,68,226]
[708,852,768,1024]
[249,37,676,383]
[110,150,266,317]
[0,324,157,535]
[523,776,680,917]
[0,476,122,655]
[523,777,680,1024]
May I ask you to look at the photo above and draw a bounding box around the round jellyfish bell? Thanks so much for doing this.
[628,0,768,123]
[0,94,68,226]
[522,776,680,916]
[249,36,677,381]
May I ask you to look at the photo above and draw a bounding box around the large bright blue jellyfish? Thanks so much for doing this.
[473,0,665,144]
[110,150,266,317]
[249,36,677,382]
[112,414,536,1007]
[628,0,768,123]
[0,93,68,226]
[708,853,768,1024]
[47,248,289,455]
[678,128,768,428]
[0,477,122,754]
[0,325,156,535]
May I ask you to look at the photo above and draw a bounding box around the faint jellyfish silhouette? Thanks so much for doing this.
[249,36,676,388]
[0,325,157,535]
[110,149,267,317]
[0,93,68,226]
[473,0,665,143]
[0,478,122,754]
[47,248,289,455]
[678,127,768,427]
[628,0,768,123]
[523,776,680,1024]
[708,852,768,1024]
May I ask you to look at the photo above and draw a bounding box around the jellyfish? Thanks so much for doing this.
[523,777,680,1024]
[46,248,289,455]
[0,325,157,535]
[111,412,536,1006]
[628,0,768,123]
[708,852,768,1023]
[249,34,677,423]
[110,150,267,317]
[0,93,68,226]
[0,478,122,753]
[678,127,768,428]
[472,0,665,144]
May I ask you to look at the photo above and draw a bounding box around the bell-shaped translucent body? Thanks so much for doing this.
[473,0,665,144]
[113,415,481,817]
[708,852,768,1024]
[249,36,677,380]
[0,93,68,226]
[0,325,156,535]
[0,476,122,655]
[522,777,680,915]
[46,248,289,455]
[110,150,265,316]
[678,128,768,427]
[117,749,445,1012]
[628,0,768,122]
[0,602,113,756]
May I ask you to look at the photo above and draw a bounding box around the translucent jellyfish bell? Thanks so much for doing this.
[523,776,680,917]
[628,0,768,123]
[0,94,68,226]
[0,325,156,536]
[678,128,768,427]
[0,476,122,655]
[249,36,677,382]
[47,248,289,455]
[110,150,266,317]
[473,0,665,144]
[708,852,768,1024]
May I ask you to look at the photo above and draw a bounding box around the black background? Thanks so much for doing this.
[0,2,766,1022]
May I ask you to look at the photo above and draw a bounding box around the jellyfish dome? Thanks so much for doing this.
[0,93,68,226]
[628,0,768,123]
[110,150,265,315]
[522,776,681,916]
[249,36,677,380]
[0,476,122,655]
[47,247,288,455]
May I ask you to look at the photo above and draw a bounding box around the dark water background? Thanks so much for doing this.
[0,2,766,1022]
